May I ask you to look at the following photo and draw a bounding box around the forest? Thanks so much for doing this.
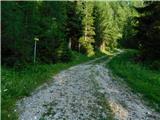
[1,1,160,120]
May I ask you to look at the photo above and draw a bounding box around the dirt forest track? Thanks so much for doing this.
[17,56,160,120]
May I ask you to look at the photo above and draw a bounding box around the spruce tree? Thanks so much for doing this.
[1,1,72,66]
[94,2,120,53]
[134,2,160,60]
[66,1,82,51]
[79,2,95,56]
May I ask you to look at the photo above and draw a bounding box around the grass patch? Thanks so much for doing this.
[108,50,160,111]
[1,51,104,120]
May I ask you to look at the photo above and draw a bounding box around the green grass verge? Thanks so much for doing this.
[1,51,104,120]
[108,50,160,111]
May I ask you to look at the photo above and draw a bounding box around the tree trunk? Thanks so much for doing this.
[68,38,72,50]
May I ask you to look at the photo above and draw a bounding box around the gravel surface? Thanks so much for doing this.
[17,57,160,120]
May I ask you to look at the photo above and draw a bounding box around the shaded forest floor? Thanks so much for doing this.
[16,55,160,120]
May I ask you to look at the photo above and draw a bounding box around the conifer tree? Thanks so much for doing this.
[134,2,160,60]
[1,1,71,66]
[120,1,141,49]
[66,1,82,51]
[79,2,95,56]
[94,2,120,53]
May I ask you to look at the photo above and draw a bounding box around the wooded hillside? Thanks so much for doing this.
[2,1,140,67]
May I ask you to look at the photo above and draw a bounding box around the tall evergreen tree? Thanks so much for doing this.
[79,2,95,56]
[120,1,141,49]
[1,1,72,67]
[94,2,122,53]
[37,1,71,63]
[134,2,160,60]
[66,1,82,51]
[1,1,39,66]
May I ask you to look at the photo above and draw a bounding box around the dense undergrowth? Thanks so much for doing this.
[1,51,104,120]
[108,50,160,111]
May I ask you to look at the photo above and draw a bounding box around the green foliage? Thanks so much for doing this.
[93,1,137,54]
[79,1,95,57]
[133,2,160,60]
[54,41,72,62]
[120,1,142,49]
[150,60,160,70]
[1,1,71,66]
[2,1,141,66]
[1,2,33,66]
[66,1,82,51]
[121,17,139,49]
[108,50,160,111]
[113,2,138,46]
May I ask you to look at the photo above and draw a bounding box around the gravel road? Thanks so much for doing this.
[17,56,160,120]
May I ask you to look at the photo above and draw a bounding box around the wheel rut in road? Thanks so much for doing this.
[17,57,160,120]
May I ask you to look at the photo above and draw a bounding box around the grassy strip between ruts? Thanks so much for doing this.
[1,51,105,120]
[108,49,160,112]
